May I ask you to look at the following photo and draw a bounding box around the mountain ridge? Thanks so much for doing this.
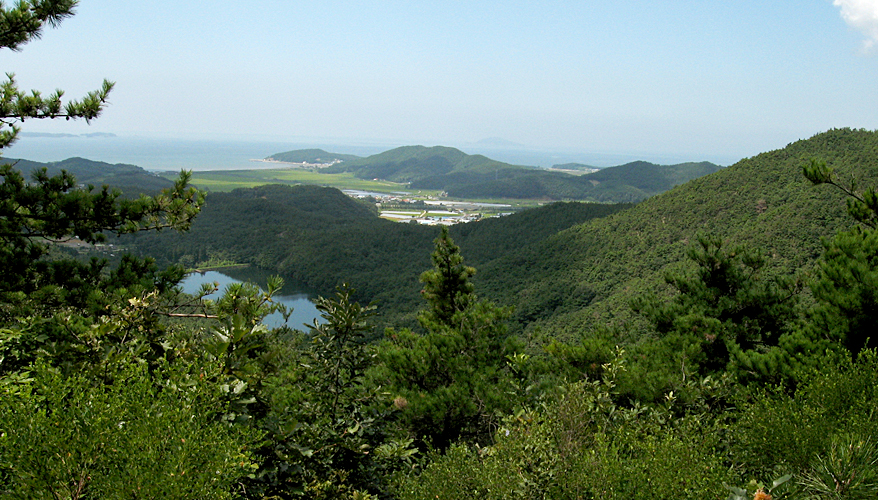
[3,156,174,193]
[479,128,878,339]
[315,144,720,202]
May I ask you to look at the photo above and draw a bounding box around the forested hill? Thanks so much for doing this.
[123,184,631,323]
[4,156,174,193]
[320,144,720,202]
[266,148,361,163]
[124,128,878,336]
[579,160,722,200]
[479,128,878,338]
[322,145,521,183]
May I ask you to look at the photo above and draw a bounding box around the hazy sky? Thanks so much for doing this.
[2,0,878,164]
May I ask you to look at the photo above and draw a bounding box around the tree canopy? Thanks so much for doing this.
[3,2,878,498]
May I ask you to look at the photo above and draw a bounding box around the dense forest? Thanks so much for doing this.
[123,184,631,326]
[5,156,175,194]
[4,5,878,499]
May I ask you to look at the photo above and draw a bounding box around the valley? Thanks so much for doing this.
[162,144,722,225]
[5,3,878,497]
[8,128,878,499]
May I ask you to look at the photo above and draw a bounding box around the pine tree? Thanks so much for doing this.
[373,227,517,448]
[0,1,115,148]
[631,233,801,382]
[0,0,204,314]
[804,159,878,354]
[418,225,476,328]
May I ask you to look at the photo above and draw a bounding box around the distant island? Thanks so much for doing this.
[261,148,361,165]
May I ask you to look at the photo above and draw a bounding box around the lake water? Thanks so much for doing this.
[179,268,323,330]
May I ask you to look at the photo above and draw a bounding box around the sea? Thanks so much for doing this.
[1,133,703,170]
[2,134,390,172]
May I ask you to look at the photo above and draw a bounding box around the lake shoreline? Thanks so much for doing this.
[189,264,250,273]
[180,269,323,329]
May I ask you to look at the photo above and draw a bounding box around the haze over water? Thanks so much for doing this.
[3,134,721,171]
[3,135,389,172]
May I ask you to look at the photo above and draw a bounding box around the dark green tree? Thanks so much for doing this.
[0,1,115,148]
[372,228,517,449]
[0,0,204,319]
[631,233,801,382]
[249,286,410,499]
[804,159,878,354]
[418,225,476,327]
[0,5,267,498]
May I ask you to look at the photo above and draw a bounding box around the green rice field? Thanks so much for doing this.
[167,168,538,212]
[166,168,423,194]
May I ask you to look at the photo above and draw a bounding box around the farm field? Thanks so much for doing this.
[166,168,425,194]
[167,167,542,215]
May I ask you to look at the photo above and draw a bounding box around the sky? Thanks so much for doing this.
[2,0,878,165]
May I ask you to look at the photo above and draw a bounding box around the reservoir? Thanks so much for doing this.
[179,267,322,330]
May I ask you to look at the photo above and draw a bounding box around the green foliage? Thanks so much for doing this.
[399,352,736,500]
[0,361,257,499]
[476,128,878,344]
[0,9,270,498]
[5,9,878,495]
[585,160,722,195]
[303,285,378,420]
[248,286,407,498]
[804,158,878,354]
[798,434,878,499]
[0,0,77,50]
[804,158,878,229]
[418,226,476,327]
[0,0,203,323]
[808,226,878,353]
[0,164,205,321]
[631,233,803,384]
[123,185,627,330]
[373,229,518,449]
[8,156,178,194]
[0,163,197,241]
[729,350,878,483]
[398,349,878,500]
[724,475,793,500]
[0,0,115,148]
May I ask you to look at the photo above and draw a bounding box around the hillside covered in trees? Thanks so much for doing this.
[312,144,721,202]
[480,128,878,339]
[124,185,631,323]
[7,156,175,193]
[129,129,877,340]
[7,2,878,498]
[9,121,878,498]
